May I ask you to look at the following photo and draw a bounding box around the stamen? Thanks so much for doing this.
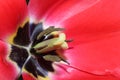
[43,31,59,40]
[37,27,64,40]
[50,31,59,37]
[33,38,59,53]
[33,33,68,53]
[44,34,54,40]
[10,23,71,79]
[43,55,62,62]
[36,45,48,50]
[65,39,73,42]
[60,42,68,50]
[53,33,66,46]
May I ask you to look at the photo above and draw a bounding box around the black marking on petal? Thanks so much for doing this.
[37,56,54,72]
[36,51,68,72]
[29,23,37,36]
[25,58,37,78]
[25,57,48,78]
[35,51,61,72]
[9,45,29,68]
[13,22,30,46]
[26,0,30,5]
[30,23,43,41]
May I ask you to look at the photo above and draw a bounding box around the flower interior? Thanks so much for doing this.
[9,22,70,79]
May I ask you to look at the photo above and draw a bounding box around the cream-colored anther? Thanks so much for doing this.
[34,38,58,53]
[53,33,66,46]
[43,55,61,62]
[60,42,68,50]
[50,31,59,37]
[33,33,67,53]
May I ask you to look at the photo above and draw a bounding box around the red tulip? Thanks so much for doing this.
[0,0,120,80]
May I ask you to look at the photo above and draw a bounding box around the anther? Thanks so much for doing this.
[65,39,73,42]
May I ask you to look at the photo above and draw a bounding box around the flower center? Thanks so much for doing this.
[30,27,69,62]
[9,22,70,79]
[32,31,68,53]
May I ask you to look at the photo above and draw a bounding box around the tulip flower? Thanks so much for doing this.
[0,0,120,80]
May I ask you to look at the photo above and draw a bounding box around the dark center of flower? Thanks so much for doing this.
[9,22,70,79]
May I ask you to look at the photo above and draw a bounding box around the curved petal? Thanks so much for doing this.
[50,64,120,80]
[61,0,120,78]
[28,0,98,25]
[29,0,120,79]
[28,0,64,22]
[0,0,28,40]
[45,0,99,26]
[64,33,120,77]
[0,40,18,80]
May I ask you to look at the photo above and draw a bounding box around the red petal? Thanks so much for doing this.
[50,64,120,80]
[45,0,98,26]
[0,0,28,40]
[64,33,120,77]
[28,0,64,21]
[0,40,18,80]
[29,0,120,79]
[28,0,98,25]
[61,0,120,78]
[23,72,35,80]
